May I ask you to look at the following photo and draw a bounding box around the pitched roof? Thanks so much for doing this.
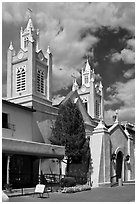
[108,122,129,139]
[61,90,97,127]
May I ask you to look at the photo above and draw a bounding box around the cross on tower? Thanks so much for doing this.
[25,8,32,20]
[71,72,77,80]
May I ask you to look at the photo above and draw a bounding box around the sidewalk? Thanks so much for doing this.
[4,180,135,197]
[9,184,135,202]
[3,187,36,197]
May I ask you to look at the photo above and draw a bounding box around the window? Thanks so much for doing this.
[82,98,88,111]
[37,68,45,94]
[84,102,88,111]
[16,65,26,93]
[2,113,9,129]
[96,100,100,117]
[85,75,88,84]
[24,37,29,48]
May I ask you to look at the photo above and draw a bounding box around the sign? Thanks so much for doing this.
[35,184,45,194]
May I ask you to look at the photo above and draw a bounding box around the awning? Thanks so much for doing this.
[2,138,65,159]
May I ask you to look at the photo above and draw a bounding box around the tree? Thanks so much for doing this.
[49,99,90,173]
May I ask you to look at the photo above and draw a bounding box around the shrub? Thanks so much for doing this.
[61,184,91,193]
[61,177,76,187]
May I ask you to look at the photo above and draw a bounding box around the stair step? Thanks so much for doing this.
[123,181,135,184]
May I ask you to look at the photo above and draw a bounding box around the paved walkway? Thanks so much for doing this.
[9,184,135,202]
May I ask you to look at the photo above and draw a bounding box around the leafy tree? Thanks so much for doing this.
[49,99,90,173]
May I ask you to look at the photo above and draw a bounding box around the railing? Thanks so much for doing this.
[3,173,87,195]
[40,174,61,192]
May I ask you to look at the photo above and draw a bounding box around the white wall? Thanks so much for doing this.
[2,103,33,141]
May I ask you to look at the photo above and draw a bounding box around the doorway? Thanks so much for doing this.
[116,151,123,182]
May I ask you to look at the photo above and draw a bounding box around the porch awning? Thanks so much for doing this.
[2,138,65,159]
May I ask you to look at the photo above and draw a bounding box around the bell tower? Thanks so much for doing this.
[6,13,53,108]
[78,57,104,120]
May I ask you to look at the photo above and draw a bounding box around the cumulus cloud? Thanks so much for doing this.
[104,79,135,124]
[123,68,135,79]
[105,107,135,125]
[110,36,135,65]
[111,52,122,63]
[111,48,135,64]
[127,39,135,50]
[121,49,135,64]
[3,2,135,33]
[52,64,80,92]
[2,2,135,93]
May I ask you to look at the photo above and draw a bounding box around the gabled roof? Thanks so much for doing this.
[61,90,97,128]
[36,50,48,63]
[108,122,130,139]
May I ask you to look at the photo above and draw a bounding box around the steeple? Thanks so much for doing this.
[9,41,14,51]
[47,46,51,54]
[72,78,79,92]
[85,58,91,72]
[79,50,104,120]
[26,8,34,31]
[20,10,39,52]
[82,57,91,87]
[26,18,34,31]
[99,81,103,92]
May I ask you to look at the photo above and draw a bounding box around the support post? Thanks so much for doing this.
[90,120,111,187]
[38,158,41,184]
[7,155,10,185]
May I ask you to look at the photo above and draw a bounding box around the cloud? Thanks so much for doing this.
[111,52,122,63]
[127,39,135,50]
[111,48,135,64]
[123,68,134,79]
[3,2,135,34]
[110,36,135,65]
[52,64,80,92]
[121,49,135,64]
[105,107,135,125]
[2,2,135,93]
[104,79,135,124]
[2,2,24,24]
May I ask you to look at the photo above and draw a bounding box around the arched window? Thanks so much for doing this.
[82,98,88,111]
[85,75,88,84]
[37,67,45,95]
[24,37,29,48]
[95,100,100,117]
[16,65,26,93]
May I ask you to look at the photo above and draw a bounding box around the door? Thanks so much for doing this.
[116,151,123,182]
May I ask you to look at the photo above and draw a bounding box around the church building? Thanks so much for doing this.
[62,57,135,187]
[2,15,65,189]
[2,12,135,189]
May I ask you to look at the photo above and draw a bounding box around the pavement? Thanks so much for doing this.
[8,184,135,202]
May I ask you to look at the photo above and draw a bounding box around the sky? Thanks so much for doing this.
[2,2,135,125]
